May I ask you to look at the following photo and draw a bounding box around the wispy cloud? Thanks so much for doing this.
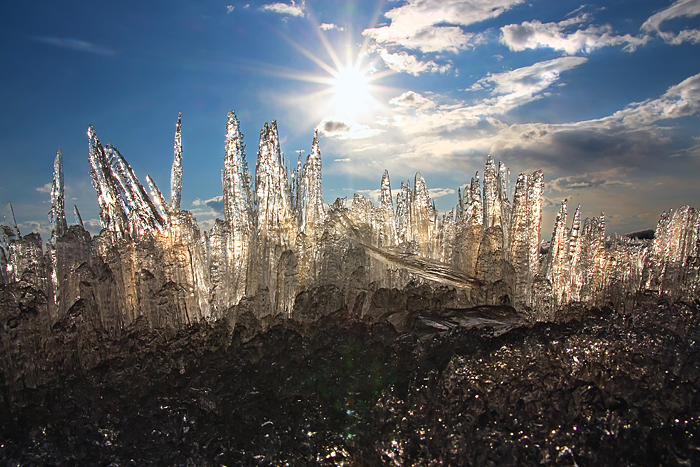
[192,195,224,214]
[363,0,524,53]
[35,183,52,194]
[428,187,455,198]
[642,0,700,45]
[318,117,384,140]
[31,36,115,56]
[548,168,635,193]
[320,23,345,31]
[379,49,451,75]
[261,0,305,17]
[501,15,650,54]
[389,91,436,109]
[226,5,235,14]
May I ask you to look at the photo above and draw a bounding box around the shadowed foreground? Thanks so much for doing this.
[1,297,699,466]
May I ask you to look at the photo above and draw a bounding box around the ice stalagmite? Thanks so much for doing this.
[412,172,432,256]
[483,156,499,230]
[545,200,569,305]
[222,110,253,304]
[644,205,700,296]
[170,112,183,212]
[566,205,583,302]
[253,121,296,315]
[48,149,68,241]
[299,130,325,235]
[47,148,67,308]
[453,172,482,276]
[295,131,327,290]
[508,173,536,314]
[375,170,397,248]
[0,202,18,283]
[396,181,412,247]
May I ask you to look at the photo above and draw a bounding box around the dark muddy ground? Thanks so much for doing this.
[1,299,699,466]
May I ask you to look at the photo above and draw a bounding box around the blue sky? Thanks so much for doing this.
[1,0,699,238]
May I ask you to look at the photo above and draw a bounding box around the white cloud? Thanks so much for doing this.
[501,16,650,54]
[605,72,700,127]
[379,49,451,75]
[642,0,700,45]
[334,158,351,162]
[192,195,223,208]
[428,187,456,198]
[35,183,52,194]
[361,58,585,148]
[333,69,700,189]
[318,117,384,140]
[642,0,700,32]
[548,168,635,193]
[355,188,383,203]
[389,91,436,109]
[356,186,454,203]
[467,56,588,115]
[261,1,305,17]
[363,0,524,53]
[320,23,345,31]
[17,220,51,236]
[226,5,235,14]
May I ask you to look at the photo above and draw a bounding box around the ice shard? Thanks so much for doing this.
[73,205,84,228]
[0,202,20,283]
[644,205,700,296]
[146,174,168,222]
[170,112,183,212]
[48,148,68,241]
[104,143,165,235]
[1,201,20,243]
[88,125,128,236]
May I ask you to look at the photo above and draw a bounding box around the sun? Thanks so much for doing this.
[330,63,372,118]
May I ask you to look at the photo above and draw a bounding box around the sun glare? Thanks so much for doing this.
[331,64,371,117]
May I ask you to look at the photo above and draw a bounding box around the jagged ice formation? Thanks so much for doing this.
[2,112,700,338]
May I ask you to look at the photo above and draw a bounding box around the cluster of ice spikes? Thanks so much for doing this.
[2,111,699,325]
